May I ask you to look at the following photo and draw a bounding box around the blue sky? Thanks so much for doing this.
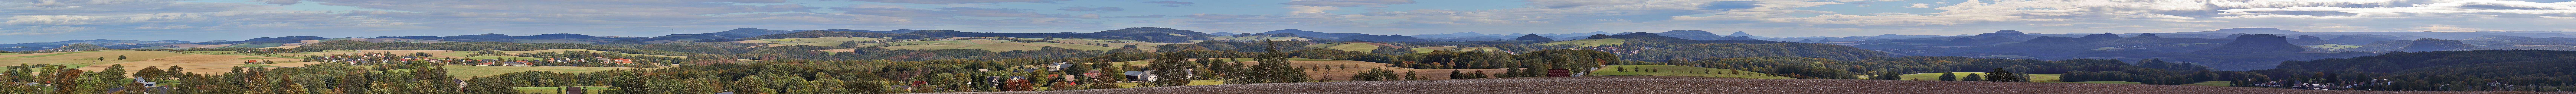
[4,0,2575,43]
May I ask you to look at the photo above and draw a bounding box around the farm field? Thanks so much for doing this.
[1093,58,1522,81]
[1535,39,1626,47]
[0,50,306,74]
[1893,72,2063,81]
[1589,65,1795,79]
[944,76,2534,94]
[1410,46,1500,53]
[1303,42,1397,52]
[507,49,684,57]
[442,65,653,78]
[2035,81,2142,84]
[881,42,1121,51]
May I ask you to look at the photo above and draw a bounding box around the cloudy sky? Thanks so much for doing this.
[5,0,2575,43]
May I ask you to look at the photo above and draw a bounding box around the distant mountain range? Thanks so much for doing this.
[11,27,2576,53]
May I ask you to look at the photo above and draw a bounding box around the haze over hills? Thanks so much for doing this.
[8,27,2576,73]
[11,27,2576,93]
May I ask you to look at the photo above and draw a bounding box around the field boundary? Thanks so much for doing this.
[0,50,117,60]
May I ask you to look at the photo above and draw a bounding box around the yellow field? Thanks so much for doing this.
[0,50,307,74]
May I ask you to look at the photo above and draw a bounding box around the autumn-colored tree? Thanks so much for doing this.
[1000,80,1035,91]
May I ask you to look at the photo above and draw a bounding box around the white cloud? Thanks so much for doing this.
[1282,0,1417,7]
[1906,3,1929,8]
[2407,24,2502,32]
[835,0,1066,4]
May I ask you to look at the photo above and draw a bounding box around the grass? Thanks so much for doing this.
[514,86,616,94]
[1893,72,2063,81]
[1590,65,1797,79]
[443,65,652,78]
[236,57,274,59]
[1535,39,1626,47]
[1320,42,1383,52]
[2035,81,2142,84]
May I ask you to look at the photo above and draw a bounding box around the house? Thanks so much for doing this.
[132,77,155,86]
[1124,71,1156,81]
[1045,62,1071,71]
[500,62,529,66]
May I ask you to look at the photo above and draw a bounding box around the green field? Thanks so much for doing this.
[2035,81,2143,84]
[514,86,616,94]
[0,53,21,55]
[1535,39,1626,47]
[1411,46,1500,53]
[1590,65,1797,79]
[1303,42,1390,52]
[443,65,653,78]
[1892,72,2063,81]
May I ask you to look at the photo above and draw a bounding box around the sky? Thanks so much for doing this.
[4,0,2575,43]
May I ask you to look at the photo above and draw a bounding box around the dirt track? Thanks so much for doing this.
[947,76,2570,94]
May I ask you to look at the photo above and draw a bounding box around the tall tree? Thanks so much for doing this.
[1938,73,1958,81]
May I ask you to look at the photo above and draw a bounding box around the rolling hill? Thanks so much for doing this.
[945,76,2516,94]
[1536,39,1626,47]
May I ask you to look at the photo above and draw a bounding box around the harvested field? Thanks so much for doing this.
[949,76,2567,94]
[1309,68,1510,81]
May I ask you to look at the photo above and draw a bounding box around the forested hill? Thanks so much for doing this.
[2264,50,2576,73]
[2235,50,2576,91]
